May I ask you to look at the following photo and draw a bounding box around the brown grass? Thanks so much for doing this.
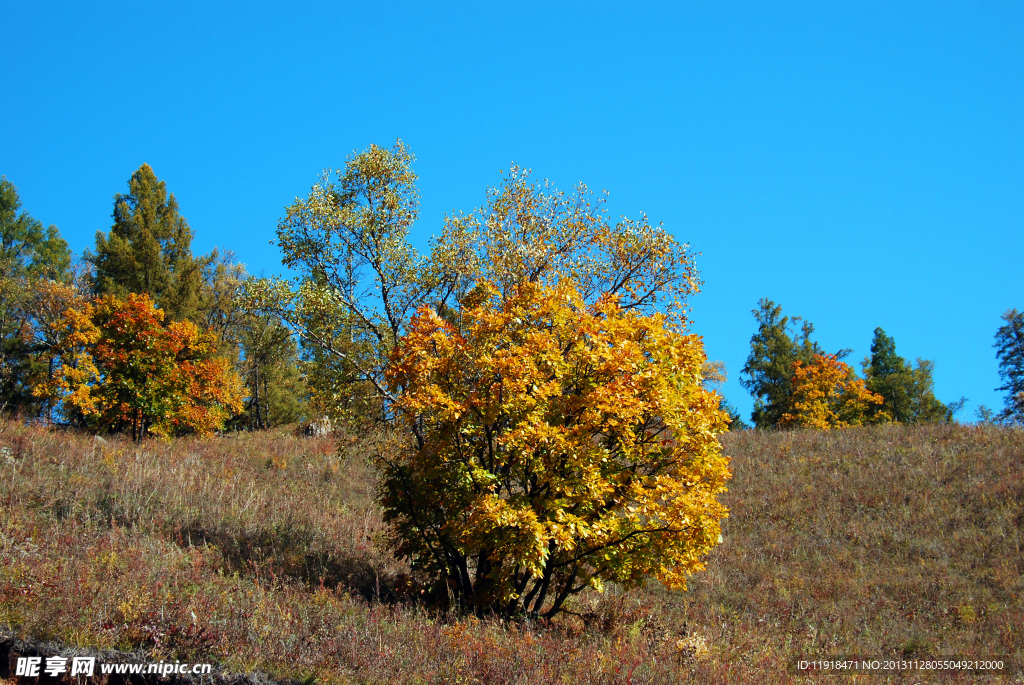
[0,421,1021,683]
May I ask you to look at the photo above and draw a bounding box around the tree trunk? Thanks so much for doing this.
[252,365,262,430]
[262,371,270,429]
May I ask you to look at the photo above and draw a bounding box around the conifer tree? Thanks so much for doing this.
[190,252,307,430]
[740,298,824,429]
[862,328,947,424]
[994,309,1024,424]
[720,399,750,430]
[0,177,72,414]
[0,178,71,281]
[88,164,205,322]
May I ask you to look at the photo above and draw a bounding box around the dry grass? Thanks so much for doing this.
[0,421,1021,683]
[676,424,1023,682]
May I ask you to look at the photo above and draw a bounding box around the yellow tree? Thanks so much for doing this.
[778,353,886,429]
[382,279,731,618]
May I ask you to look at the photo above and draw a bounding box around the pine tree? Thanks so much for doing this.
[88,164,205,321]
[862,328,948,424]
[740,298,824,429]
[720,399,750,430]
[0,177,73,414]
[0,178,71,281]
[994,309,1024,424]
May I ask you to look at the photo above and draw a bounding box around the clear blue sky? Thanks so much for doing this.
[3,1,1021,421]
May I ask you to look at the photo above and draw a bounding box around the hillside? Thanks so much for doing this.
[0,422,1020,683]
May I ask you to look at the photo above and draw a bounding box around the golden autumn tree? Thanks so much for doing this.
[382,280,731,618]
[35,292,243,441]
[778,353,886,429]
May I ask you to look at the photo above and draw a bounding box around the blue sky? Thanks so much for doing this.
[3,1,1021,421]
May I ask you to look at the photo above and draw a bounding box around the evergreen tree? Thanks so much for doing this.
[994,309,1024,424]
[740,298,824,429]
[720,398,750,430]
[196,250,247,341]
[0,177,71,281]
[88,164,205,321]
[185,252,307,431]
[0,177,73,414]
[862,328,948,424]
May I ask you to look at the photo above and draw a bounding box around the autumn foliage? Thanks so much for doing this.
[778,353,886,429]
[382,280,731,618]
[36,292,244,440]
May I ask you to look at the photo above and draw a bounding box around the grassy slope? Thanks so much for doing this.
[0,422,1020,684]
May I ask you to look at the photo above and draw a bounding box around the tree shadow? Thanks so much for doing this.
[172,524,412,604]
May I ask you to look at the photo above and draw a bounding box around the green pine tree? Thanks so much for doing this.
[740,298,824,429]
[862,328,948,424]
[88,164,205,321]
[994,309,1024,424]
[0,177,73,415]
[720,398,750,431]
[0,177,71,281]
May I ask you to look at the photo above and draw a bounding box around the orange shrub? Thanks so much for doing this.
[35,292,243,440]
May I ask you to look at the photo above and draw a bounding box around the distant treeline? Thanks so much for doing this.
[730,298,1023,430]
[1,149,1021,440]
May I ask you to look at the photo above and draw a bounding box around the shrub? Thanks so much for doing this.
[35,292,244,440]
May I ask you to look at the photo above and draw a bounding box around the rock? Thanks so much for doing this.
[302,416,332,437]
